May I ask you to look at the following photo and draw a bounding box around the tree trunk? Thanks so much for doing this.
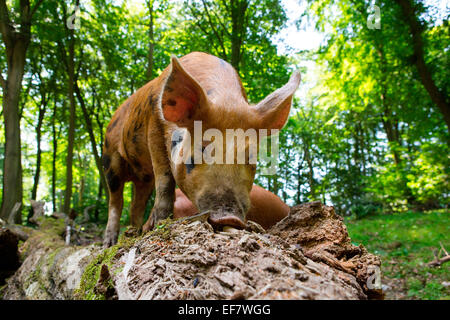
[31,99,47,201]
[94,93,109,207]
[63,7,77,215]
[51,99,59,213]
[0,0,42,223]
[230,0,248,71]
[302,141,315,200]
[74,83,109,200]
[377,44,402,165]
[1,202,383,300]
[0,37,28,224]
[395,0,450,132]
[0,54,25,223]
[295,155,305,205]
[146,0,155,81]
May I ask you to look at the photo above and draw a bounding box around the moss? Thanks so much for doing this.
[74,218,179,300]
[74,245,119,300]
[0,284,6,299]
[46,247,65,268]
[116,226,144,250]
[145,217,176,241]
[23,256,51,298]
[37,217,66,236]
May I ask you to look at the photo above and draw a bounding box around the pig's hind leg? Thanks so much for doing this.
[103,153,127,247]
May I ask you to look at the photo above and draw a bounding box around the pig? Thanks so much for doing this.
[173,185,290,229]
[102,51,300,247]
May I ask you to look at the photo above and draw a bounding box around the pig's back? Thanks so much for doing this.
[246,185,290,229]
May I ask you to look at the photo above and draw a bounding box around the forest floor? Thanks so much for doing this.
[346,209,450,300]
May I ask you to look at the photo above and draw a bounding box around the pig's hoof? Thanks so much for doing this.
[142,219,154,233]
[208,215,247,230]
[103,233,118,248]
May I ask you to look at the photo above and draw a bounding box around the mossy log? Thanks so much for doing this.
[1,202,383,300]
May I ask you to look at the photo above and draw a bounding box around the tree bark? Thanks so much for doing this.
[74,83,109,200]
[61,2,78,215]
[146,0,155,81]
[31,94,48,201]
[51,98,60,213]
[1,202,383,300]
[0,0,30,223]
[0,0,44,222]
[229,0,248,71]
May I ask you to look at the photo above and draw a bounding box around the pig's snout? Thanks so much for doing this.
[196,189,249,230]
[208,213,247,229]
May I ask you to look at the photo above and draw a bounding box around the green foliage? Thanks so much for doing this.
[74,245,119,300]
[0,0,448,225]
[347,210,450,299]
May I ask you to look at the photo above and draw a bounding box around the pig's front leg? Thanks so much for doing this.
[142,121,176,232]
[142,169,175,232]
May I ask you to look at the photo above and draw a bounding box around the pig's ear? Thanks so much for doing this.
[254,71,301,132]
[161,56,208,126]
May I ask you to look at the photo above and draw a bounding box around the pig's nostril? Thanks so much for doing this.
[208,215,247,229]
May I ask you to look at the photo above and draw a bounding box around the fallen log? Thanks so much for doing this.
[1,202,383,300]
[0,229,21,285]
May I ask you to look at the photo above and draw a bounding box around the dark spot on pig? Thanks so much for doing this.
[104,138,109,148]
[102,154,111,170]
[107,170,121,193]
[107,119,118,132]
[134,121,143,131]
[167,99,176,106]
[171,139,180,151]
[207,89,214,96]
[132,134,138,144]
[126,162,133,175]
[185,157,195,174]
[171,131,184,151]
[149,94,157,111]
[156,178,176,199]
[130,156,142,170]
[143,174,152,183]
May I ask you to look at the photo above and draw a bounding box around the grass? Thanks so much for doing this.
[345,209,450,300]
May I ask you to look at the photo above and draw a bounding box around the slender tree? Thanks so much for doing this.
[0,0,44,222]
